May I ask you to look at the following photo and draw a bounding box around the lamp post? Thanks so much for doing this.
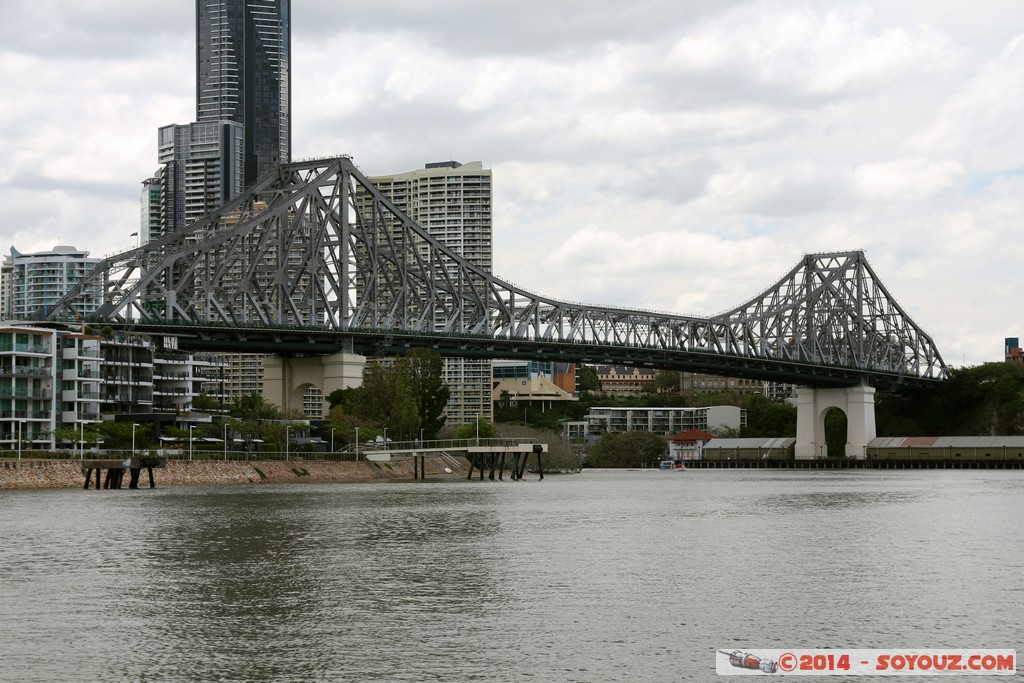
[188,424,194,461]
[78,419,96,460]
[17,420,25,466]
[132,422,139,459]
[383,427,388,448]
[354,427,359,461]
[331,427,335,455]
[223,423,228,461]
[285,425,290,461]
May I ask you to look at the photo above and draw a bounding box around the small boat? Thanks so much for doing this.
[659,459,687,471]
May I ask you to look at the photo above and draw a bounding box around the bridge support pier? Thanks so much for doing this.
[263,352,366,417]
[794,384,876,460]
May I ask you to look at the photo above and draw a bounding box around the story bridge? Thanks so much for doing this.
[44,156,947,459]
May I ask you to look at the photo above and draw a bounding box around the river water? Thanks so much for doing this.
[1,469,1021,682]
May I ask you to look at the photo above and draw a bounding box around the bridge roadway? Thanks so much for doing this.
[113,320,931,391]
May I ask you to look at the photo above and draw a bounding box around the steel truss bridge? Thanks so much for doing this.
[45,156,947,390]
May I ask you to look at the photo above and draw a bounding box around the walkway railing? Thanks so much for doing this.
[0,438,542,464]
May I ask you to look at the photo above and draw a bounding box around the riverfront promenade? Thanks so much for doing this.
[0,456,469,490]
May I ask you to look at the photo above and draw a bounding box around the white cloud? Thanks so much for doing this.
[1,0,1022,367]
[852,158,965,202]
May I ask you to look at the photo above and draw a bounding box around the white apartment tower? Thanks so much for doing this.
[2,245,101,320]
[365,161,494,425]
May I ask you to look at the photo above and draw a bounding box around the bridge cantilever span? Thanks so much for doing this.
[43,155,946,390]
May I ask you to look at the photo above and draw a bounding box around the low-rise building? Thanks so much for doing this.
[668,429,716,461]
[585,405,744,436]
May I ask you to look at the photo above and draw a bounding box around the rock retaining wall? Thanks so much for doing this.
[0,457,467,490]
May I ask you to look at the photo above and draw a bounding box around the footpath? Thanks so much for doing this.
[0,457,468,490]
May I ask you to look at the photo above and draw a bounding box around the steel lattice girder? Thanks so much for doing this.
[45,156,947,388]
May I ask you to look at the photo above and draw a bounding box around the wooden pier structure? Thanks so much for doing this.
[364,439,549,482]
[82,456,167,490]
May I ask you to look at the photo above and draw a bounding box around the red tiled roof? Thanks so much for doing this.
[669,429,715,443]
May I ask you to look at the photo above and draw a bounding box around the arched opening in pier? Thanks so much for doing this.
[824,407,848,458]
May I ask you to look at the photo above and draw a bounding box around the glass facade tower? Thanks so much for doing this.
[196,0,291,187]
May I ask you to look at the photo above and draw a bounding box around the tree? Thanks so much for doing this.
[454,417,496,440]
[577,365,601,395]
[192,391,222,412]
[401,348,449,438]
[98,421,148,450]
[229,392,284,421]
[495,424,582,472]
[360,363,419,440]
[653,370,681,394]
[587,430,666,468]
[327,386,365,412]
[741,394,797,438]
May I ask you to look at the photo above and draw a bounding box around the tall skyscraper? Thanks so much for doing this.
[148,1,290,240]
[196,0,291,187]
[363,161,494,425]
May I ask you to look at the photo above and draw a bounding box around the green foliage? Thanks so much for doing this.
[361,363,419,440]
[454,418,496,440]
[653,370,681,394]
[331,350,450,441]
[402,348,449,438]
[577,365,601,394]
[192,391,223,412]
[98,421,148,449]
[932,363,1024,435]
[495,424,582,472]
[229,392,284,421]
[740,393,797,438]
[874,363,1024,437]
[587,430,667,468]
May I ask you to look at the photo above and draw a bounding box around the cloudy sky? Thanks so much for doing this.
[2,1,1022,366]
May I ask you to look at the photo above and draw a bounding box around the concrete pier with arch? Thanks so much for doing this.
[263,352,365,416]
[795,384,876,459]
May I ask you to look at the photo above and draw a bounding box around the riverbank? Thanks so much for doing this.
[0,456,469,490]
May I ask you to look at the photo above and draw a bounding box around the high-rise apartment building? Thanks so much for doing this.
[196,0,291,187]
[156,121,245,234]
[363,161,494,425]
[1,246,101,320]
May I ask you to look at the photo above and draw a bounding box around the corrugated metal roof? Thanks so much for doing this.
[869,436,1024,448]
[704,438,795,449]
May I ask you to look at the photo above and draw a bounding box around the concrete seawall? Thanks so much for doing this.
[0,457,468,491]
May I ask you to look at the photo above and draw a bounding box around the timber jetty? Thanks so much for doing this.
[82,456,167,489]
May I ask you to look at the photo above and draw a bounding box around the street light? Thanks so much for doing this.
[78,419,96,460]
[285,425,290,461]
[223,423,228,461]
[132,422,139,459]
[331,427,335,455]
[354,427,359,461]
[17,420,25,466]
[383,428,388,448]
[188,424,194,461]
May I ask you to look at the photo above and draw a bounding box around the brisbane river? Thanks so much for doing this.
[1,469,1021,682]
